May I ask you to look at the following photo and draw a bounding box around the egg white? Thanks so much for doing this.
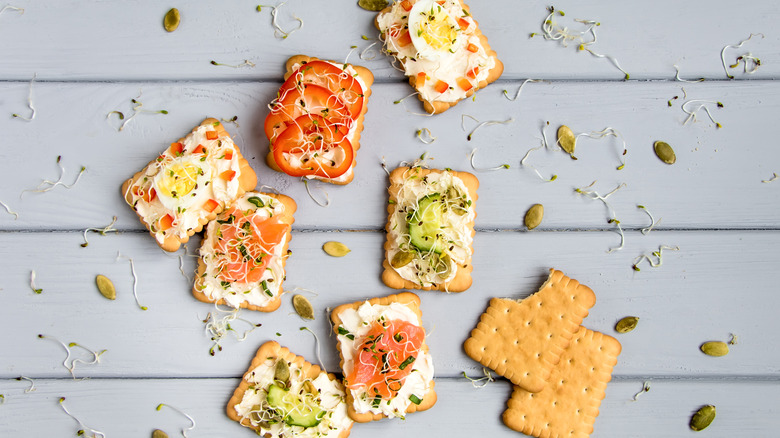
[152,155,212,211]
[408,0,463,62]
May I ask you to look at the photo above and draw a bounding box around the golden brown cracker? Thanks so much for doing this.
[464,269,596,392]
[382,167,478,292]
[192,192,296,312]
[226,341,353,438]
[502,327,622,438]
[121,118,257,252]
[265,55,374,185]
[330,292,437,422]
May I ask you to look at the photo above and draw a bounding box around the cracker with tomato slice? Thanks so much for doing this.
[192,191,296,312]
[331,292,437,422]
[226,341,354,438]
[121,118,257,252]
[382,166,478,292]
[376,0,504,114]
[265,55,374,185]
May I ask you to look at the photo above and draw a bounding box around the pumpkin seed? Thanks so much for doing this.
[653,141,676,164]
[303,380,317,394]
[615,316,639,334]
[274,360,290,384]
[700,341,729,357]
[152,430,169,438]
[358,0,389,11]
[690,405,716,431]
[390,250,415,269]
[524,204,544,230]
[557,125,576,156]
[95,275,116,300]
[292,294,314,320]
[323,241,351,257]
[163,8,180,32]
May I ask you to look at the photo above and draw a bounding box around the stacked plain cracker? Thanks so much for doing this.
[464,269,622,438]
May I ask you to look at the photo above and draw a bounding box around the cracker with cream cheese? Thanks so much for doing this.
[122,118,257,252]
[382,166,478,292]
[330,292,437,422]
[192,191,296,312]
[376,0,504,114]
[226,341,354,438]
[265,55,374,185]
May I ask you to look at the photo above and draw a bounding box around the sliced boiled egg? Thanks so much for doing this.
[408,0,463,62]
[153,155,211,211]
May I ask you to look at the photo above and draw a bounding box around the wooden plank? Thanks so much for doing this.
[1,231,777,379]
[0,377,776,436]
[2,80,779,231]
[1,0,779,81]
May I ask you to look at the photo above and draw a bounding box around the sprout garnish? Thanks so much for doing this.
[360,41,380,61]
[520,144,558,182]
[17,376,35,393]
[257,1,303,40]
[0,5,24,16]
[761,172,778,183]
[575,181,627,252]
[30,270,42,294]
[572,127,629,170]
[673,65,704,83]
[0,199,18,219]
[301,178,330,207]
[460,115,513,141]
[58,397,106,438]
[720,33,764,79]
[202,304,261,356]
[631,381,651,401]
[38,334,107,379]
[81,216,118,247]
[108,95,168,132]
[381,156,391,176]
[502,79,540,101]
[11,73,36,121]
[156,403,196,438]
[220,115,240,127]
[209,60,256,68]
[21,156,86,197]
[637,205,661,235]
[469,148,510,172]
[728,333,738,345]
[116,251,146,310]
[392,92,436,117]
[415,127,437,144]
[631,245,680,271]
[462,367,495,388]
[681,99,723,128]
[300,326,326,373]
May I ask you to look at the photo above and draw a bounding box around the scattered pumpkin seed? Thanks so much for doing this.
[323,241,351,257]
[152,430,169,438]
[303,380,317,395]
[653,141,676,164]
[690,404,716,431]
[390,250,415,269]
[292,294,315,320]
[358,0,389,11]
[274,360,290,384]
[615,316,639,334]
[524,204,544,230]
[163,8,180,32]
[95,275,116,300]
[557,125,576,156]
[700,341,729,357]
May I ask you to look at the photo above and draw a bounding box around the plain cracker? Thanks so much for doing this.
[502,327,622,438]
[463,269,596,392]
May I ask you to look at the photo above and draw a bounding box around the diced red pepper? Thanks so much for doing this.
[159,214,174,231]
[192,144,206,154]
[223,150,233,160]
[170,142,184,156]
[206,131,218,140]
[458,18,470,29]
[416,72,427,88]
[436,0,446,5]
[434,80,449,93]
[220,170,236,181]
[467,43,479,53]
[203,199,219,213]
[466,66,480,79]
[400,0,413,11]
[456,77,473,91]
[397,30,412,47]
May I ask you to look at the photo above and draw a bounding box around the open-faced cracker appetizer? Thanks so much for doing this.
[264,55,374,185]
[330,292,436,422]
[122,118,257,252]
[192,191,296,312]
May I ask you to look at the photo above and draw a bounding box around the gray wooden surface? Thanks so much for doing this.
[1,0,778,436]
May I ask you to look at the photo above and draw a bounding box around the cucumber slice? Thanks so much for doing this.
[266,384,324,428]
[409,194,444,253]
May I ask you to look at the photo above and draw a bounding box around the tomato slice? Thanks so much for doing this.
[281,61,365,122]
[272,114,354,179]
[264,84,353,143]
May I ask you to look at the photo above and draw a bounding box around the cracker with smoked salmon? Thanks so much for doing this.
[330,292,437,422]
[122,118,257,252]
[264,55,374,185]
[193,191,296,312]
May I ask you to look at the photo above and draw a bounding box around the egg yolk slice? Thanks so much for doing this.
[409,0,461,60]
[156,163,201,199]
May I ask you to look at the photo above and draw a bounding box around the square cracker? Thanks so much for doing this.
[463,269,596,392]
[192,192,296,312]
[330,292,437,422]
[265,54,374,185]
[375,0,504,114]
[503,327,622,438]
[121,118,257,252]
[382,167,478,292]
[226,341,353,437]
